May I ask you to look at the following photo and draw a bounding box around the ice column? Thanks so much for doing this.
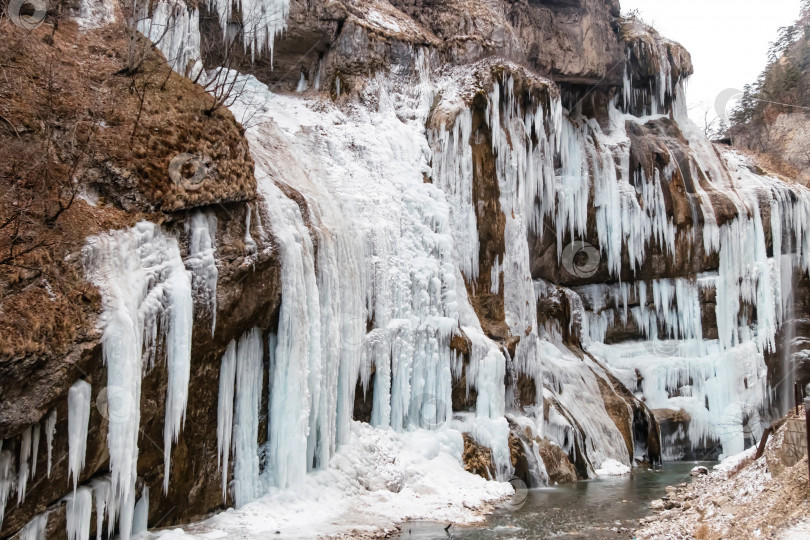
[263,182,321,491]
[216,340,237,500]
[132,485,150,536]
[232,329,263,508]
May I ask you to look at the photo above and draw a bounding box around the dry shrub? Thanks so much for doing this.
[0,7,252,360]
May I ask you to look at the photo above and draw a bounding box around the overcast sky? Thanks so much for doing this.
[620,0,802,125]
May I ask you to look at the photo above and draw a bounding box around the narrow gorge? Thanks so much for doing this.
[1,0,808,538]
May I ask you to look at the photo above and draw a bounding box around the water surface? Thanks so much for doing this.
[395,461,714,539]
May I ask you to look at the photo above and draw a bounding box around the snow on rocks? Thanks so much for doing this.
[595,458,631,477]
[690,466,709,477]
[148,423,513,539]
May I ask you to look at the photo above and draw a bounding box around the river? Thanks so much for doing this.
[394,462,715,539]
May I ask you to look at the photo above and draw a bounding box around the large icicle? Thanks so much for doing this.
[45,409,56,478]
[30,423,40,480]
[163,255,194,494]
[83,221,193,540]
[186,210,219,335]
[17,426,31,504]
[67,380,92,493]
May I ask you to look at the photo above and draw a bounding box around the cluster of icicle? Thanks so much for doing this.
[136,0,290,73]
[211,57,517,508]
[429,54,810,461]
[519,63,810,458]
[0,412,57,529]
[2,215,219,538]
[428,69,640,472]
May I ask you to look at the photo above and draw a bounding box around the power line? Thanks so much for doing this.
[746,96,810,112]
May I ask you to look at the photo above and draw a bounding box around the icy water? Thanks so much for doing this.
[395,462,715,539]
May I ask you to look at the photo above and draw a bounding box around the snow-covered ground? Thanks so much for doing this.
[635,416,810,539]
[149,422,512,539]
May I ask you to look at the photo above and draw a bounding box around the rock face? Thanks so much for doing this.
[1,0,808,538]
[0,6,281,537]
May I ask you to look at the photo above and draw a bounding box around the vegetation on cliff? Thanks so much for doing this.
[0,5,252,362]
[728,0,810,180]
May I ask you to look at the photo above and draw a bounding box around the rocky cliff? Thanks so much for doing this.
[1,1,808,538]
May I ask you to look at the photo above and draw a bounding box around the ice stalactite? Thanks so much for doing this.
[65,486,92,540]
[0,446,14,529]
[30,423,40,480]
[83,221,193,540]
[163,253,194,494]
[296,72,307,93]
[216,340,237,501]
[45,409,56,478]
[186,210,219,335]
[19,511,49,540]
[68,380,91,494]
[232,329,263,507]
[16,426,31,504]
[244,204,258,254]
[490,255,501,294]
[132,485,149,536]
